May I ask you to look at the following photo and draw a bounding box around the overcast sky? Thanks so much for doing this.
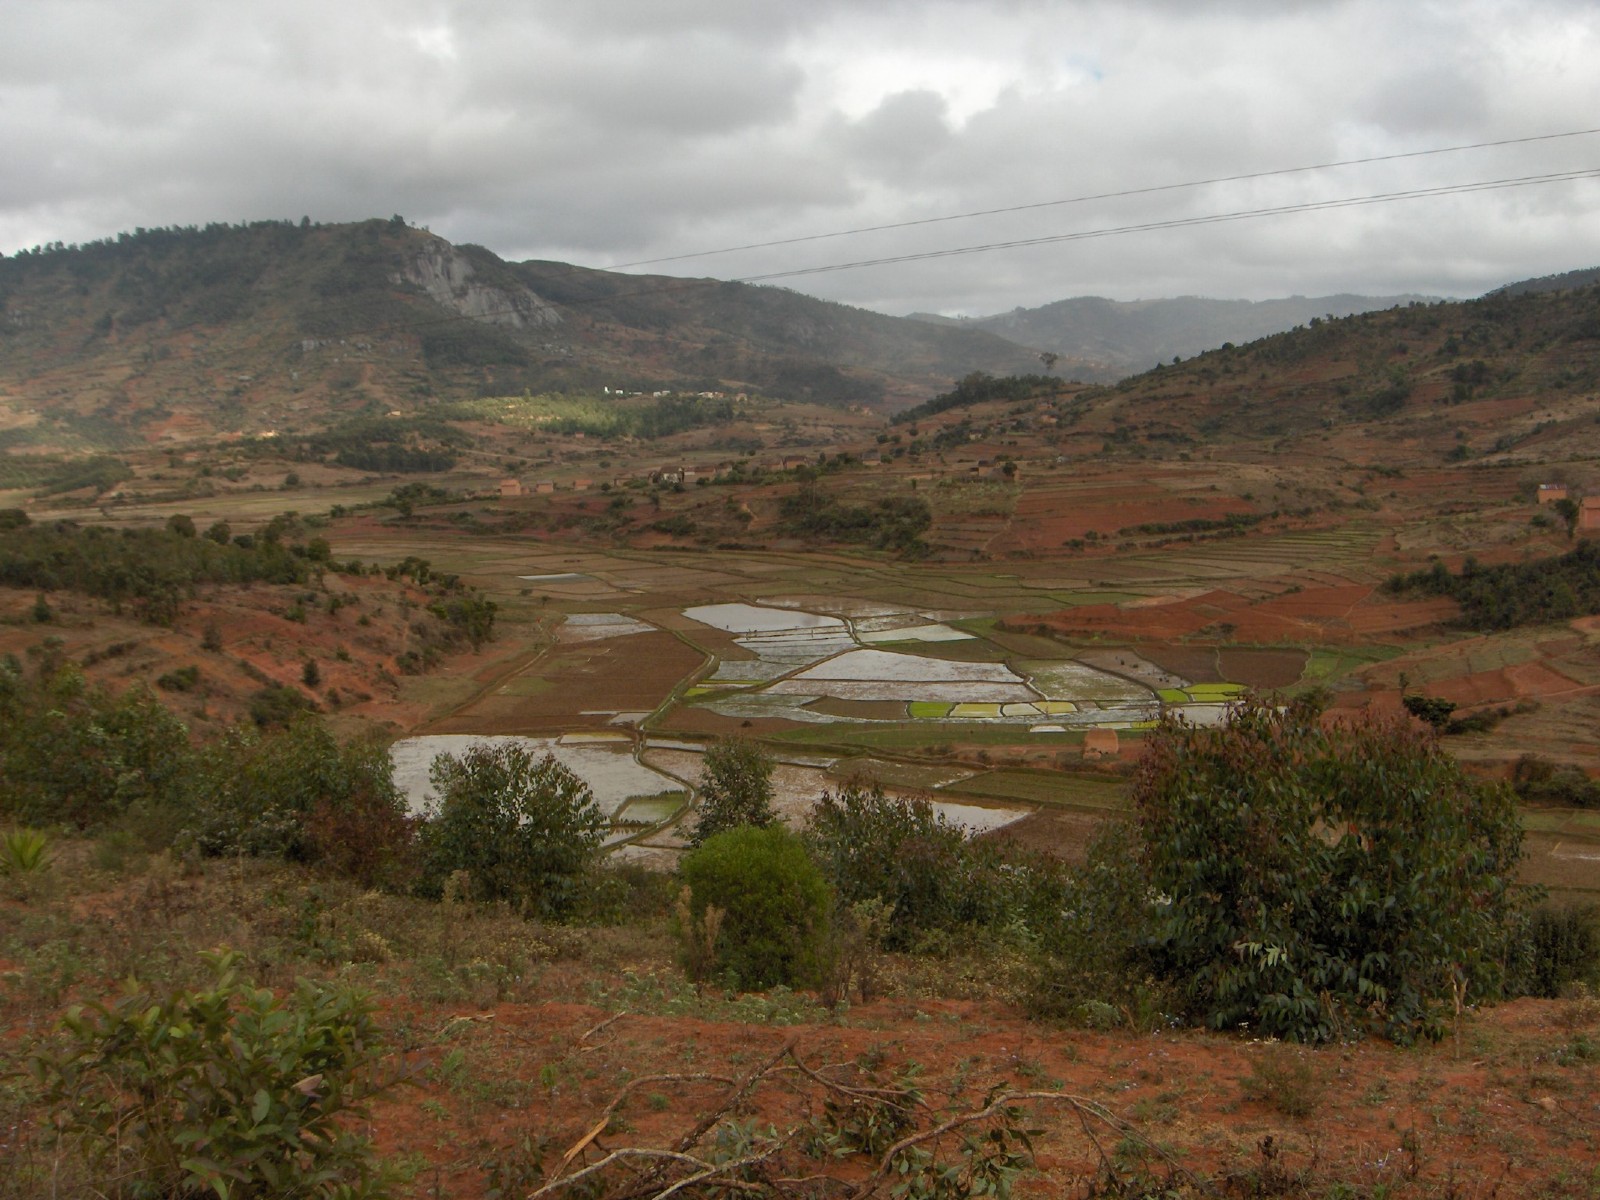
[5,0,1599,315]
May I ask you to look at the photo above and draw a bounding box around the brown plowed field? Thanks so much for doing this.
[1137,643,1309,689]
[1008,485,1256,546]
[426,630,704,733]
[1020,585,1458,645]
[1429,662,1592,707]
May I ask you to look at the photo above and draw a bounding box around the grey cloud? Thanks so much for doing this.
[3,0,1599,315]
[835,91,954,176]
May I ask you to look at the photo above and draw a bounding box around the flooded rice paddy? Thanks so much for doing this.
[639,747,1028,835]
[678,598,1216,728]
[557,612,656,642]
[390,734,679,818]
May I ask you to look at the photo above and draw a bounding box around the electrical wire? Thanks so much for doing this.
[731,167,1600,283]
[604,126,1600,270]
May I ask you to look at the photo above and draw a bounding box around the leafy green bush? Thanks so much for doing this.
[1385,540,1600,631]
[803,782,1004,951]
[183,719,409,879]
[34,455,134,496]
[1134,700,1527,1043]
[892,371,1060,425]
[0,658,194,831]
[778,484,931,555]
[689,738,777,846]
[27,949,391,1199]
[249,683,318,727]
[427,591,498,651]
[1508,903,1600,998]
[680,825,831,990]
[1024,822,1171,1025]
[0,519,313,622]
[157,665,202,692]
[418,743,606,918]
[1511,754,1600,807]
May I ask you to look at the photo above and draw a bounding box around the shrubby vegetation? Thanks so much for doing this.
[688,738,777,846]
[1385,540,1600,631]
[184,721,410,881]
[1,660,1596,1196]
[418,742,607,918]
[33,455,135,497]
[28,949,391,1199]
[426,591,499,652]
[0,655,414,886]
[1512,754,1600,807]
[680,825,831,990]
[892,372,1060,424]
[1118,512,1266,536]
[1023,821,1169,1026]
[1,219,322,330]
[449,391,738,441]
[0,519,495,655]
[778,483,931,555]
[420,320,530,369]
[2,637,1577,1042]
[244,416,466,474]
[0,518,314,623]
[0,655,194,832]
[632,393,736,439]
[1507,903,1600,999]
[1133,700,1527,1042]
[803,782,1014,952]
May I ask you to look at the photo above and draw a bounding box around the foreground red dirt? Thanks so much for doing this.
[369,987,1600,1198]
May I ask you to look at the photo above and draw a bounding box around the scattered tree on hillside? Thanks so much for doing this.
[689,738,777,846]
[419,743,606,918]
[1386,540,1600,631]
[1553,496,1579,538]
[892,372,1058,425]
[778,483,931,555]
[1401,692,1456,729]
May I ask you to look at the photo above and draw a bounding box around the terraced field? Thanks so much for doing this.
[320,512,1600,885]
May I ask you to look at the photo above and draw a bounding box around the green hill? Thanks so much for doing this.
[0,218,1040,450]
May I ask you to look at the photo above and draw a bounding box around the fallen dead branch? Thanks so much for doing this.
[518,1040,1213,1199]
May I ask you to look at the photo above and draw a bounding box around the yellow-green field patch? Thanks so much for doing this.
[950,702,1003,718]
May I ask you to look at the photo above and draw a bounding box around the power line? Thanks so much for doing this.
[730,167,1600,283]
[604,126,1600,270]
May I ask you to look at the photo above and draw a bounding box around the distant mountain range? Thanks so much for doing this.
[908,293,1444,381]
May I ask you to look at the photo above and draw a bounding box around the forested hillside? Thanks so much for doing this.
[0,219,1041,450]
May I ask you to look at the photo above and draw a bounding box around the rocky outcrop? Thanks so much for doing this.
[398,243,561,331]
